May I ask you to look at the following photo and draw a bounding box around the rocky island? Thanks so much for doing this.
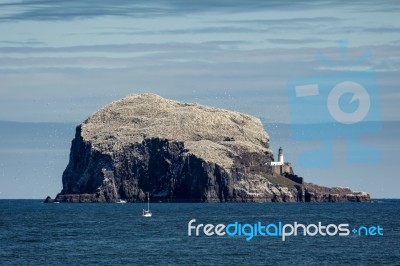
[46,93,370,203]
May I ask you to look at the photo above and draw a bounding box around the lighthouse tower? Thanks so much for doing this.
[278,147,284,164]
[270,147,284,166]
[269,146,294,177]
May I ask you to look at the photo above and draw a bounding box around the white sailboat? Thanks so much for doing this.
[142,192,152,217]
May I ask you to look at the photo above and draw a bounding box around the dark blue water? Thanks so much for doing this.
[0,200,399,265]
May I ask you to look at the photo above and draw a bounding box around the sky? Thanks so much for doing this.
[0,0,399,123]
[0,0,399,198]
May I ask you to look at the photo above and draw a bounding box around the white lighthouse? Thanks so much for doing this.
[278,147,284,164]
[271,147,284,166]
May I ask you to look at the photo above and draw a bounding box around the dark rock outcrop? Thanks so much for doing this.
[301,183,370,202]
[50,94,370,203]
[44,196,54,203]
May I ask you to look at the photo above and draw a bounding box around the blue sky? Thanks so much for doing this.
[0,1,399,198]
[0,0,399,123]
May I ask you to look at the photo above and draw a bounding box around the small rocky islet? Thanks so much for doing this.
[45,93,370,203]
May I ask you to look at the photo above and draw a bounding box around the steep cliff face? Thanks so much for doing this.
[49,94,369,203]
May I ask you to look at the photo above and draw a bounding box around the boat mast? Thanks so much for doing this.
[147,192,150,211]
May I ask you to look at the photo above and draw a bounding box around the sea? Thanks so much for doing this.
[0,200,399,265]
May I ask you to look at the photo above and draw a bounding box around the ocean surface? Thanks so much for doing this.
[0,200,399,265]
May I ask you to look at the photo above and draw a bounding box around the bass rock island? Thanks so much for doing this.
[45,94,370,203]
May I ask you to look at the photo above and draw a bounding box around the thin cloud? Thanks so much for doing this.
[0,0,388,22]
[265,38,328,45]
[213,17,341,25]
[362,26,400,33]
[0,42,225,54]
[0,40,43,46]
